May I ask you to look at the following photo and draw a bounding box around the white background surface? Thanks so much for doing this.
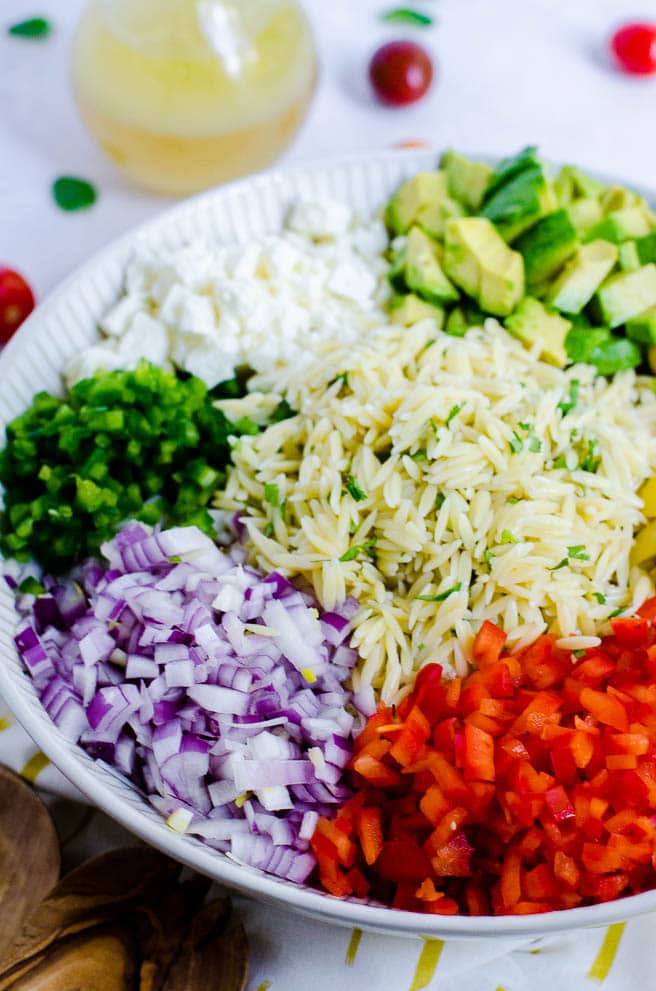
[2,1,656,988]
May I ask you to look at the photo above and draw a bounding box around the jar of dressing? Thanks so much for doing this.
[71,0,317,196]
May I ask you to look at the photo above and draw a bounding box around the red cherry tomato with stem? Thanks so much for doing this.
[369,41,433,107]
[610,22,656,75]
[0,267,35,345]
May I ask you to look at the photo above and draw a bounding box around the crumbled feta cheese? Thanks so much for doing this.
[65,198,391,389]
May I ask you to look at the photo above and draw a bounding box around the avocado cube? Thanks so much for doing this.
[564,325,612,364]
[415,196,465,240]
[387,245,408,292]
[601,185,642,213]
[568,198,603,233]
[385,172,448,235]
[444,301,485,338]
[388,293,445,328]
[636,232,656,265]
[626,305,656,345]
[404,226,459,305]
[443,217,525,317]
[586,336,641,376]
[584,207,652,245]
[515,210,578,290]
[596,263,656,328]
[440,150,493,212]
[618,241,640,272]
[554,165,606,205]
[481,148,555,242]
[546,240,618,314]
[505,297,571,367]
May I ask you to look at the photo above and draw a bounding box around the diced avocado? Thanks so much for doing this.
[596,263,656,328]
[388,293,445,328]
[584,207,652,244]
[384,171,464,239]
[618,241,640,272]
[567,198,603,233]
[554,165,606,205]
[441,150,493,212]
[505,297,571,367]
[443,217,525,317]
[601,185,642,213]
[444,301,485,338]
[385,172,448,235]
[626,305,656,345]
[639,476,656,519]
[546,240,618,314]
[415,195,465,240]
[585,336,641,375]
[514,209,578,290]
[648,346,656,374]
[565,325,612,364]
[388,245,408,292]
[481,147,556,242]
[636,232,656,265]
[403,226,459,305]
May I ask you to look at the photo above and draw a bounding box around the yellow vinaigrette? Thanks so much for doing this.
[72,0,317,195]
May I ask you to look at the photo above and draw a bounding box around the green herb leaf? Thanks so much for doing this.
[416,582,463,603]
[528,434,542,453]
[551,558,569,571]
[446,404,463,427]
[411,448,428,461]
[558,379,580,416]
[331,371,349,389]
[552,453,568,470]
[345,473,367,502]
[263,522,274,538]
[269,398,296,423]
[52,176,97,212]
[339,538,377,563]
[8,16,51,38]
[484,549,495,566]
[500,530,518,545]
[429,418,439,436]
[594,592,606,605]
[435,492,446,510]
[609,607,624,618]
[567,545,589,561]
[580,438,600,473]
[508,431,523,454]
[264,483,279,508]
[573,649,586,659]
[381,7,433,27]
[506,496,520,505]
[518,422,532,432]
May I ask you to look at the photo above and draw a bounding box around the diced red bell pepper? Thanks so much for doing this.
[462,722,495,781]
[390,705,431,767]
[357,806,384,866]
[473,620,507,666]
[374,840,432,883]
[611,616,650,649]
[580,687,629,732]
[430,832,473,877]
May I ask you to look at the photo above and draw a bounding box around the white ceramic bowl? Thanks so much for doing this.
[2,149,656,939]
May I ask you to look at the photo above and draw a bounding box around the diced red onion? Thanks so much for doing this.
[13,522,365,887]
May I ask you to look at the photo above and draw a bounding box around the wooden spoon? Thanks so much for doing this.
[0,766,60,961]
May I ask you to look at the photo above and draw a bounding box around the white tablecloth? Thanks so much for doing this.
[3,1,656,987]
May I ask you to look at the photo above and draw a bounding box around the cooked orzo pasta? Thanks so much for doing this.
[216,318,656,702]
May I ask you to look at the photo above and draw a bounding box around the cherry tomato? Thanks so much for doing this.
[610,22,656,75]
[369,41,433,107]
[0,267,35,345]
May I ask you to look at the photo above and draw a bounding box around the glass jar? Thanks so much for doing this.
[71,0,317,196]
